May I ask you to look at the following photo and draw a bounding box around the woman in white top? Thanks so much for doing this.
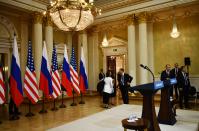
[103,71,114,108]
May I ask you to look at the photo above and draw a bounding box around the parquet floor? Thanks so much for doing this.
[0,93,198,131]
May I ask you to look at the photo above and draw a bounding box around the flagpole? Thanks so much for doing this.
[39,93,47,114]
[70,89,77,106]
[59,90,66,108]
[79,92,85,104]
[25,100,35,117]
[51,99,58,111]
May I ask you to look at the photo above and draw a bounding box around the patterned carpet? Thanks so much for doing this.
[48,104,199,131]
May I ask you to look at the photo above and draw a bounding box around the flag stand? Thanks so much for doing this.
[51,99,58,111]
[79,92,85,104]
[70,89,77,106]
[59,91,66,108]
[39,93,47,114]
[25,100,35,117]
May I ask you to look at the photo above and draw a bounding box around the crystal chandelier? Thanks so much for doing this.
[170,16,180,38]
[46,0,101,31]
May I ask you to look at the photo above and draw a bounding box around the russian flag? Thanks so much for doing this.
[39,41,53,97]
[10,35,23,107]
[79,46,88,93]
[61,45,73,96]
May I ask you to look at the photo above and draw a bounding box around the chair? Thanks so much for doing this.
[188,86,198,108]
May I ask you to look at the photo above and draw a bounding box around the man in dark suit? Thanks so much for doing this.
[171,63,179,99]
[177,66,190,109]
[99,69,105,81]
[117,68,133,104]
[160,64,173,98]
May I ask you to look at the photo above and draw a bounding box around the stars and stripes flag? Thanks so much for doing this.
[24,41,39,104]
[0,64,6,104]
[51,45,61,98]
[61,45,73,96]
[70,48,80,94]
[79,46,88,93]
[10,34,23,106]
[39,41,53,97]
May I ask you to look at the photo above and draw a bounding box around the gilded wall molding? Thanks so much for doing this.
[94,18,127,32]
[32,12,43,24]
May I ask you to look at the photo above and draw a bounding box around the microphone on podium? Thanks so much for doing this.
[139,64,155,82]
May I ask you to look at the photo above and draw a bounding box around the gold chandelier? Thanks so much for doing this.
[46,0,101,31]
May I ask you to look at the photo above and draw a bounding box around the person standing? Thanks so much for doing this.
[171,63,179,99]
[103,71,114,108]
[117,68,133,104]
[177,66,190,109]
[99,69,105,81]
[160,64,173,98]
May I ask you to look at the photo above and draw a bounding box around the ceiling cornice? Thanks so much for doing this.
[94,0,198,25]
[0,0,47,12]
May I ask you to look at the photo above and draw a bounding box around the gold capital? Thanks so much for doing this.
[32,12,43,24]
[138,12,151,23]
[126,14,136,25]
[45,13,53,26]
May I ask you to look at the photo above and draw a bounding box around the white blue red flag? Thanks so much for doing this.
[24,41,39,104]
[51,45,61,98]
[61,45,73,96]
[39,41,53,97]
[0,64,6,104]
[79,46,88,93]
[70,48,80,94]
[10,35,23,106]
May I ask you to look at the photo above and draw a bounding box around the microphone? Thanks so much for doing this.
[140,64,146,69]
[140,64,155,83]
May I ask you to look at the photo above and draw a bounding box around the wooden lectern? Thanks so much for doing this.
[129,81,164,131]
[158,78,177,125]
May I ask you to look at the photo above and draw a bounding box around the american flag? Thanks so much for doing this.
[0,64,6,104]
[51,45,61,98]
[24,41,39,104]
[70,48,80,94]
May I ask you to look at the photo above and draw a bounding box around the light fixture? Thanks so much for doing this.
[102,34,109,47]
[46,0,101,31]
[170,9,180,38]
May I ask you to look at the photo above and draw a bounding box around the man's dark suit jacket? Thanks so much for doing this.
[170,68,179,78]
[117,73,133,88]
[99,72,105,81]
[177,72,190,89]
[160,70,173,81]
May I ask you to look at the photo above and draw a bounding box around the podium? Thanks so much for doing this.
[158,78,177,125]
[129,81,164,131]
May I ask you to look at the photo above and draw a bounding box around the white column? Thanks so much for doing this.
[32,12,43,81]
[138,12,149,84]
[88,30,99,91]
[78,31,88,73]
[147,22,154,82]
[45,15,53,61]
[20,19,28,87]
[127,17,136,85]
[67,32,72,59]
